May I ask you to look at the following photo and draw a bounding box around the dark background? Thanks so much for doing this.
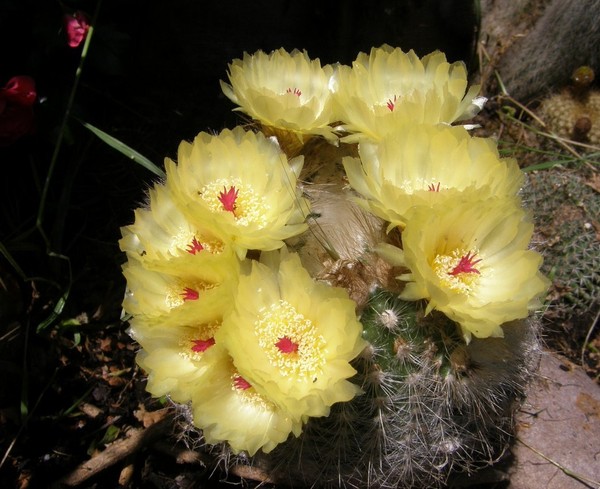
[0,1,480,487]
[0,0,480,313]
[2,0,480,152]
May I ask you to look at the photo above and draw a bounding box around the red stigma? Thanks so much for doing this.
[449,251,482,276]
[191,337,215,352]
[386,95,397,111]
[286,87,302,97]
[233,374,252,390]
[182,287,199,301]
[428,182,441,192]
[275,336,299,354]
[218,186,238,214]
[186,237,204,255]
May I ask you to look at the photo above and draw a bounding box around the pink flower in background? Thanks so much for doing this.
[64,11,90,48]
[0,76,37,146]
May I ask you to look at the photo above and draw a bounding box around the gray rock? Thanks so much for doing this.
[508,351,600,489]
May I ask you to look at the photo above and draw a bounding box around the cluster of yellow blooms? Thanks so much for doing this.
[119,45,550,457]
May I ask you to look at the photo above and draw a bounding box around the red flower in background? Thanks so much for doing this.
[0,76,37,147]
[2,76,36,106]
[64,11,91,48]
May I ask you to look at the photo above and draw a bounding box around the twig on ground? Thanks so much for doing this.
[516,437,600,489]
[55,409,173,487]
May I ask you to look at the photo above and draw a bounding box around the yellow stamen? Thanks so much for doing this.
[432,248,482,294]
[255,300,326,380]
[199,178,269,228]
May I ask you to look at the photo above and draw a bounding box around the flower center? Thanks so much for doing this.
[448,251,481,276]
[255,300,326,380]
[182,287,199,301]
[432,248,482,294]
[179,321,221,361]
[165,279,216,308]
[275,336,299,354]
[399,178,444,194]
[184,235,224,255]
[218,186,238,215]
[231,371,272,409]
[186,237,204,254]
[199,178,269,228]
[386,95,398,111]
[232,373,252,390]
[191,337,215,352]
[286,87,302,97]
[168,228,224,256]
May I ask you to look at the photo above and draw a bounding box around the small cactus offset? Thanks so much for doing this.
[119,46,550,488]
[537,66,600,146]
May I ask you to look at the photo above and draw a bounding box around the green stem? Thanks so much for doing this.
[36,0,103,251]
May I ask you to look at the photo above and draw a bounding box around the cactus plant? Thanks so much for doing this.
[521,168,599,328]
[119,46,550,488]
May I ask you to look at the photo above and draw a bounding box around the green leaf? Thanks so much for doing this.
[36,291,69,333]
[81,121,166,178]
[99,425,121,445]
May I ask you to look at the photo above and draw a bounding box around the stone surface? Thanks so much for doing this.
[508,351,600,489]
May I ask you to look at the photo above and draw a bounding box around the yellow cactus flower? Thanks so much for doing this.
[121,254,238,327]
[220,48,338,149]
[130,317,222,404]
[165,127,309,258]
[190,349,303,456]
[342,125,524,230]
[119,183,235,271]
[332,45,485,142]
[378,196,550,342]
[216,248,366,420]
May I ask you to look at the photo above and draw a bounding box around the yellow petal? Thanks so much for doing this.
[165,127,310,256]
[333,45,485,141]
[391,195,550,339]
[343,125,525,228]
[221,48,337,142]
[216,248,366,420]
[190,350,302,455]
